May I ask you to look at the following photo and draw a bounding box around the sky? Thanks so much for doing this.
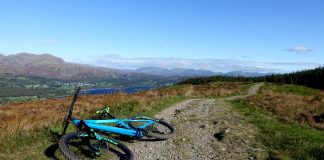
[0,0,323,72]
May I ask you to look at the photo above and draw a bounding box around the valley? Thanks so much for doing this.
[1,1,323,159]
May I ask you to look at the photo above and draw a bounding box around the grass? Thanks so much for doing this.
[231,100,324,160]
[2,82,322,159]
[0,82,251,159]
[266,83,322,96]
[244,83,324,129]
[0,96,38,104]
[0,96,187,160]
[0,123,60,159]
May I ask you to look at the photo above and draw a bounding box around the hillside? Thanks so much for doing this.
[0,53,182,102]
[0,53,153,81]
[0,82,251,159]
[0,82,323,159]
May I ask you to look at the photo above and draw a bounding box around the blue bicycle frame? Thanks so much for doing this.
[71,117,156,138]
[62,87,164,140]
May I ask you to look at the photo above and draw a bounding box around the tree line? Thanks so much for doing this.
[179,66,324,90]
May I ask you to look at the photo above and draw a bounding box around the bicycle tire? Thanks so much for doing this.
[128,117,175,140]
[59,131,133,160]
[145,119,175,140]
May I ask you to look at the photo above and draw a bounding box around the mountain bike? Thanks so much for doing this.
[59,87,133,160]
[59,87,175,159]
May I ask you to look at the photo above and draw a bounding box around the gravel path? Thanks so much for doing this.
[128,83,267,160]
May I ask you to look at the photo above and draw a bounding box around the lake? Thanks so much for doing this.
[79,86,152,95]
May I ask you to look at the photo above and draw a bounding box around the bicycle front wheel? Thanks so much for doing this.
[59,131,133,160]
[144,119,175,140]
[128,117,175,140]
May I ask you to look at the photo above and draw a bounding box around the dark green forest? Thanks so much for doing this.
[180,66,324,90]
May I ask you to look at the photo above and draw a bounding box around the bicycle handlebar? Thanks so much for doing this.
[62,87,81,135]
[65,87,81,120]
[72,87,81,104]
[96,107,110,114]
[95,106,116,119]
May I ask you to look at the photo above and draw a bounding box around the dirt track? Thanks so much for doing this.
[129,83,267,160]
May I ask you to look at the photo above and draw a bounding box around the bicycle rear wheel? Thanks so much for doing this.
[59,131,133,160]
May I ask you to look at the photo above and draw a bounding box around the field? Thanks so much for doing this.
[232,83,324,159]
[243,83,324,129]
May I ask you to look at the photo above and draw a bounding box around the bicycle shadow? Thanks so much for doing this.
[44,143,60,160]
[44,132,95,160]
[44,129,62,160]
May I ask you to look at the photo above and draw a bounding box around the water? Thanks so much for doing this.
[79,86,152,95]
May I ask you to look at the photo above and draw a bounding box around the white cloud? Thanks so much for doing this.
[287,46,312,54]
[89,55,322,73]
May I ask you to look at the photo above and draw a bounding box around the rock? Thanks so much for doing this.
[175,109,181,114]
[191,145,198,150]
[181,138,186,141]
[214,131,225,141]
[240,139,247,144]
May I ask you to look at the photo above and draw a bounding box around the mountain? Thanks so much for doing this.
[135,67,273,77]
[136,67,218,77]
[0,53,273,81]
[0,53,148,81]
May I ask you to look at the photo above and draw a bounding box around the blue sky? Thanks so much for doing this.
[0,0,323,72]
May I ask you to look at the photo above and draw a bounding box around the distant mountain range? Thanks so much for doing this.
[0,53,273,81]
[135,67,272,77]
[136,67,219,77]
[0,53,151,81]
